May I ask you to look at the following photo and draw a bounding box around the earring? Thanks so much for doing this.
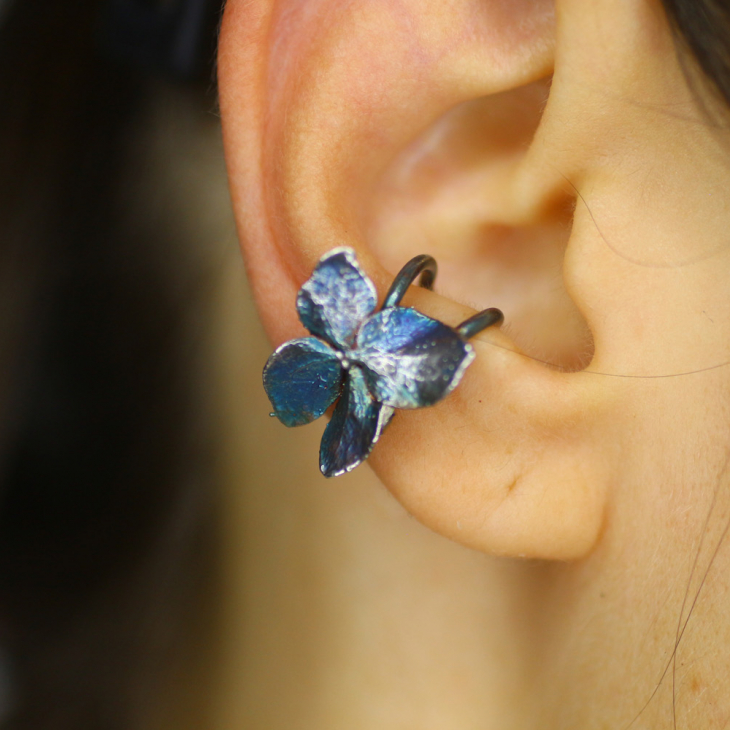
[263,248,503,477]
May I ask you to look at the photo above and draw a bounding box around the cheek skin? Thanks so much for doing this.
[521,0,730,380]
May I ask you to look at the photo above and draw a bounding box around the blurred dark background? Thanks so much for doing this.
[0,0,227,726]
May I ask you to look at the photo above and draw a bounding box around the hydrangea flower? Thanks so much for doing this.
[263,248,476,477]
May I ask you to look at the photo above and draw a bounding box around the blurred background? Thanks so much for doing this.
[0,0,248,726]
[0,2,497,727]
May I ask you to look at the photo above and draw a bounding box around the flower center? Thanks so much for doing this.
[337,349,355,370]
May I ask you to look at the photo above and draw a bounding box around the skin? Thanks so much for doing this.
[214,0,730,727]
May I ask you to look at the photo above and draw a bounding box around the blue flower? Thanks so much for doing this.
[263,248,475,477]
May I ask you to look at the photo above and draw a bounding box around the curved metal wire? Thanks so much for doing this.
[456,308,504,340]
[381,254,437,309]
[382,254,504,339]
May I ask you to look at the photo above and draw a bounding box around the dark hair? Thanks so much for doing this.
[0,0,221,727]
[663,0,730,108]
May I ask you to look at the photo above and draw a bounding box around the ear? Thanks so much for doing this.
[217,0,613,560]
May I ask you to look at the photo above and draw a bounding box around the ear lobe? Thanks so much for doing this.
[219,0,612,560]
[366,295,611,560]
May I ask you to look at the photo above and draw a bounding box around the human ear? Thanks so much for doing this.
[217,0,616,560]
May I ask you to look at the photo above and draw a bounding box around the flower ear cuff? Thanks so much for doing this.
[263,248,504,477]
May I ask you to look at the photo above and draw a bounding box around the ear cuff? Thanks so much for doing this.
[380,253,504,336]
[263,248,504,477]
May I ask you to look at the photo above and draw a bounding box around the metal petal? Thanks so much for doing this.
[354,307,474,409]
[263,337,344,427]
[319,366,393,477]
[297,248,377,348]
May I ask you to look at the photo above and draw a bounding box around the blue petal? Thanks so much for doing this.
[319,366,393,477]
[354,307,474,409]
[297,248,377,348]
[263,337,344,427]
